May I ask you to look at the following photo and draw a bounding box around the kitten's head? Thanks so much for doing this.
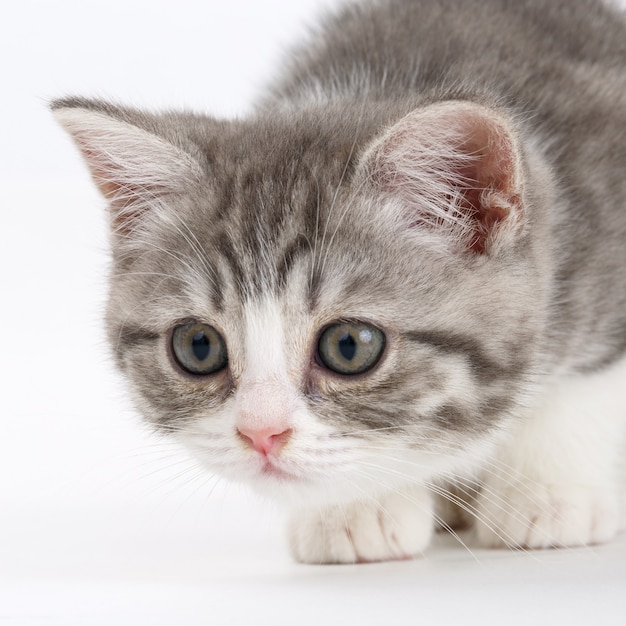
[53,98,548,508]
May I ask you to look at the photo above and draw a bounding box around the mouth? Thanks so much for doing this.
[260,459,299,481]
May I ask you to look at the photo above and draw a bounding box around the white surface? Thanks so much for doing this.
[2,1,626,624]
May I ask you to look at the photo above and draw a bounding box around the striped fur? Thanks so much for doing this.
[54,0,626,563]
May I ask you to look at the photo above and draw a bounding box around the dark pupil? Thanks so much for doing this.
[191,332,210,361]
[338,332,357,361]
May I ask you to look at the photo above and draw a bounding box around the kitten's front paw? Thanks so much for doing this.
[474,481,619,549]
[288,489,433,564]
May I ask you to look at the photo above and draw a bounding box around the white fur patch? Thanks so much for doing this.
[235,297,295,433]
[475,355,626,548]
[288,486,434,563]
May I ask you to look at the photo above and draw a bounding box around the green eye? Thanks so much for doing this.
[317,322,385,375]
[171,322,228,375]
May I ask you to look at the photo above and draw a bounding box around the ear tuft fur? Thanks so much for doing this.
[53,102,202,236]
[361,102,525,255]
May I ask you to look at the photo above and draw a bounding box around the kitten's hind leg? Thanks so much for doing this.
[288,486,434,564]
[474,356,626,550]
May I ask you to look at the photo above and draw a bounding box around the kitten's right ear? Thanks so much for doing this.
[51,99,203,235]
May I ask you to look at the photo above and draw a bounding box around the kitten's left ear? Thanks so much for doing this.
[359,102,525,255]
[52,98,203,236]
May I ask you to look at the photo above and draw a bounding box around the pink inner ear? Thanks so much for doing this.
[366,103,524,255]
[75,142,148,235]
[458,115,522,253]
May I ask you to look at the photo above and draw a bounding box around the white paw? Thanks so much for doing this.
[288,489,433,564]
[474,480,619,549]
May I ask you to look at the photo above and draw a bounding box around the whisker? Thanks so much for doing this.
[348,466,482,562]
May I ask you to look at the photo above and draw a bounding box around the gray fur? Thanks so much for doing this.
[53,0,626,554]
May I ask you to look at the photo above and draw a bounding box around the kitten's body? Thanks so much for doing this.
[54,0,626,563]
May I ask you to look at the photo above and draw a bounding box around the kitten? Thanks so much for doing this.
[53,0,626,564]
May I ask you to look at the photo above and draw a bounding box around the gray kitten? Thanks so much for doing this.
[53,0,626,563]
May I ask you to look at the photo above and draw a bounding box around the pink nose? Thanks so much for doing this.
[237,426,292,456]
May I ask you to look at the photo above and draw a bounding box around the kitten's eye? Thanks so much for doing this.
[317,322,385,375]
[171,322,228,376]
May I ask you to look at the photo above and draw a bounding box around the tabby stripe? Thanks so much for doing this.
[114,326,160,368]
[276,233,310,289]
[210,263,226,311]
[403,330,506,382]
[118,327,160,348]
[215,231,245,297]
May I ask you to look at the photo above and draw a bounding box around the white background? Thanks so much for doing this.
[2,1,626,624]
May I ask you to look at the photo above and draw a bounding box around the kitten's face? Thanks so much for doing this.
[55,100,543,509]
